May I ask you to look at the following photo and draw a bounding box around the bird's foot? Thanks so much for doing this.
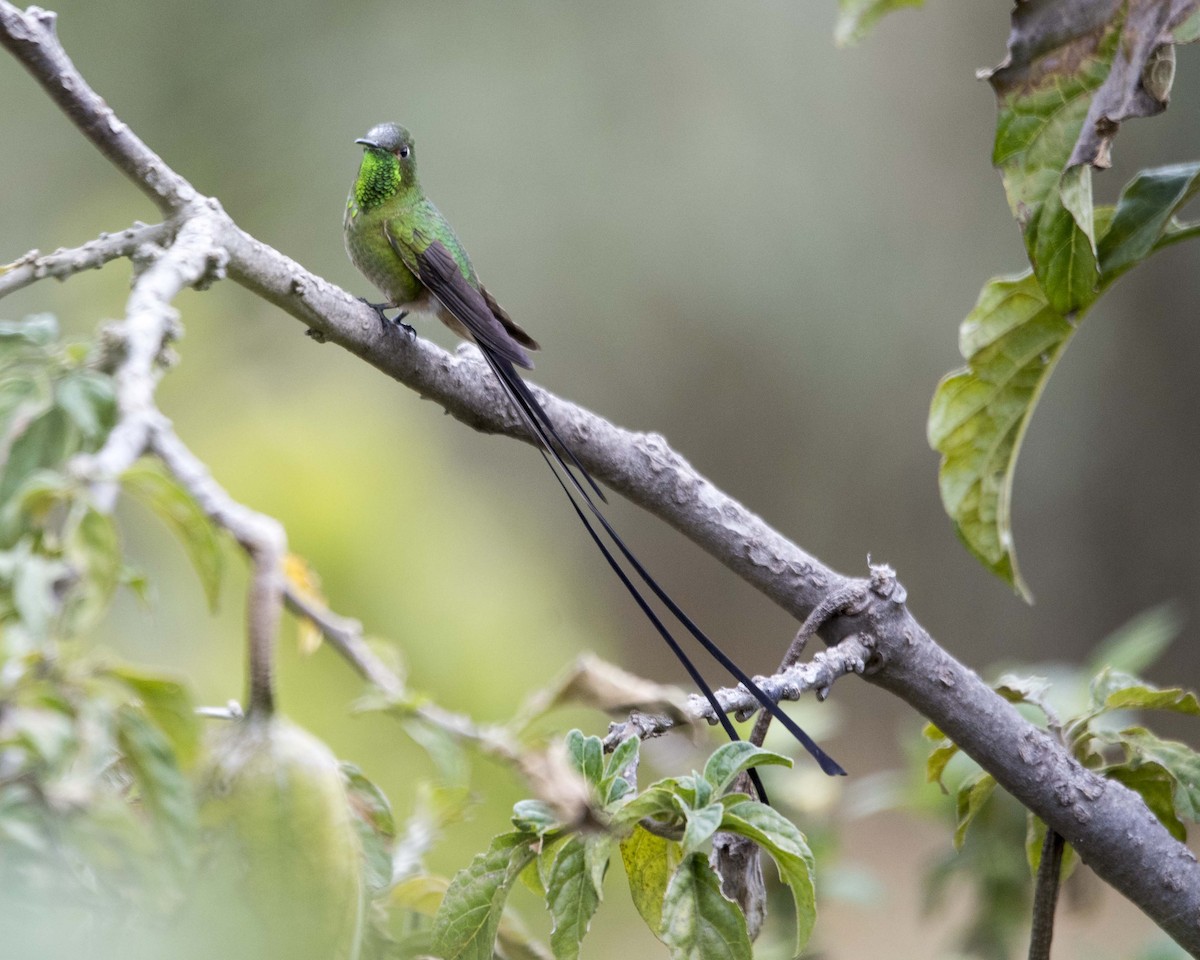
[393,310,416,338]
[358,298,416,338]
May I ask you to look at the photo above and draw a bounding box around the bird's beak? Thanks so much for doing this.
[355,137,379,148]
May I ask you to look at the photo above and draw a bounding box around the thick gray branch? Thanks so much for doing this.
[3,3,1199,951]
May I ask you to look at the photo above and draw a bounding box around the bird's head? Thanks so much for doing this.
[352,122,418,210]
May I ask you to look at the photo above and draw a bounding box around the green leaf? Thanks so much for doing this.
[620,825,674,938]
[545,835,606,960]
[1109,728,1200,824]
[1098,162,1200,281]
[1025,165,1099,314]
[116,704,198,874]
[681,803,724,856]
[432,832,536,960]
[954,772,997,850]
[1094,671,1200,716]
[62,506,122,634]
[928,271,1073,599]
[340,762,397,895]
[603,734,640,781]
[701,741,792,795]
[1025,815,1078,881]
[719,800,817,951]
[565,729,604,787]
[833,0,923,47]
[512,799,559,836]
[1087,603,1183,677]
[0,406,74,511]
[1104,763,1187,841]
[55,371,115,443]
[0,314,58,346]
[107,664,200,767]
[926,739,960,791]
[9,541,69,646]
[121,458,224,610]
[660,853,751,960]
[613,784,679,827]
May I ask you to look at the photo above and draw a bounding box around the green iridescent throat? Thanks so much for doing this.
[353,150,403,211]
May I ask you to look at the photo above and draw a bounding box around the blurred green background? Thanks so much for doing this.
[3,1,1198,956]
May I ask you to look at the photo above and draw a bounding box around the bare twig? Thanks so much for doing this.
[151,424,284,719]
[69,209,224,509]
[0,221,169,298]
[604,633,871,750]
[4,4,1200,951]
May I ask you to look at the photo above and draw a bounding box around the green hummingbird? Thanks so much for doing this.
[344,122,845,779]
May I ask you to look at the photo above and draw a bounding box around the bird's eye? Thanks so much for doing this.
[399,146,410,159]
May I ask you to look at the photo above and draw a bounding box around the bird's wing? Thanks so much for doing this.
[383,222,534,369]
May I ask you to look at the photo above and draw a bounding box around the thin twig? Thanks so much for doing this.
[0,221,169,299]
[603,634,871,749]
[151,424,284,719]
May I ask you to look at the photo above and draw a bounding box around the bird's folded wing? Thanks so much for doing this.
[384,223,534,369]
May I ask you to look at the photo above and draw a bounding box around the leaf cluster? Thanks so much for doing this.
[928,2,1200,596]
[916,608,1199,957]
[429,732,819,960]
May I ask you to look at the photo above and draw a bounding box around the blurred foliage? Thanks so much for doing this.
[854,605,1199,960]
[929,3,1200,597]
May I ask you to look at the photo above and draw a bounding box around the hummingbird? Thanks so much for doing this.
[344,122,845,780]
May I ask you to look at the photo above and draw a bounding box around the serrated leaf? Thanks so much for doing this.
[121,458,223,610]
[107,665,200,766]
[680,803,724,856]
[929,271,1072,599]
[954,772,997,850]
[660,852,751,960]
[545,835,606,960]
[117,704,197,874]
[719,800,817,952]
[432,832,536,960]
[620,824,674,938]
[834,0,923,47]
[1099,162,1200,280]
[701,741,792,795]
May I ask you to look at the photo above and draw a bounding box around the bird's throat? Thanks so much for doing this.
[353,151,403,211]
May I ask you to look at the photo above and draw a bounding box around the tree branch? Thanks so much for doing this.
[3,4,1199,951]
[0,221,169,298]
